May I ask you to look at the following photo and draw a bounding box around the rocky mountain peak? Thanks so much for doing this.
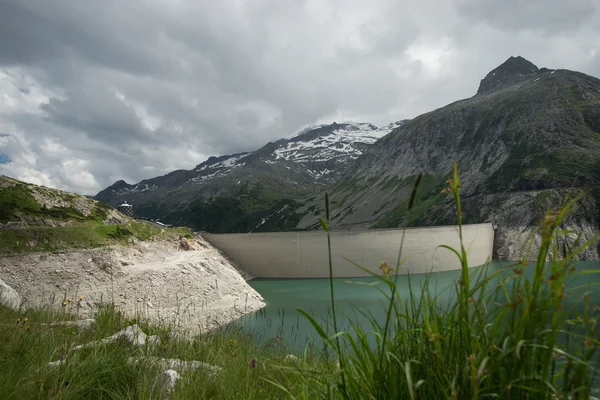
[477,56,540,95]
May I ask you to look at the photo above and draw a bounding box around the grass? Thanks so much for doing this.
[0,304,330,399]
[0,222,193,253]
[1,164,599,398]
[287,163,600,399]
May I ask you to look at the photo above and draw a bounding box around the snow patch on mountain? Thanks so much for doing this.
[115,183,158,195]
[272,121,406,163]
[194,154,249,172]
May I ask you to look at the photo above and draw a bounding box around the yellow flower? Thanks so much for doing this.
[26,325,31,331]
[68,297,72,302]
[62,301,67,307]
[379,260,392,278]
[79,296,83,301]
[23,317,28,323]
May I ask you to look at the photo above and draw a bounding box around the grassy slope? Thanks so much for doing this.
[0,221,192,253]
[0,176,192,253]
[0,305,328,399]
[0,178,115,225]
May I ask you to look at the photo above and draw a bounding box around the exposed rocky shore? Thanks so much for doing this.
[0,234,265,333]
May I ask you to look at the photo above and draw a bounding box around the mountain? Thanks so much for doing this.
[293,56,600,260]
[96,56,600,260]
[94,120,407,233]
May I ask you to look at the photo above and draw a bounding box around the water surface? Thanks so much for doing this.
[235,261,600,351]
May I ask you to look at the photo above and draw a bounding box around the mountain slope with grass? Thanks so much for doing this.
[295,56,600,260]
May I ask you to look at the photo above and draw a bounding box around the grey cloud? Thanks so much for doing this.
[457,0,598,33]
[41,86,148,147]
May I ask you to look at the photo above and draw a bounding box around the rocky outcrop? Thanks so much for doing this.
[1,175,130,228]
[477,56,540,94]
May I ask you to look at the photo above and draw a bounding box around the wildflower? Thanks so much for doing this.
[79,296,83,301]
[26,325,31,331]
[23,317,28,324]
[249,358,257,368]
[68,297,72,303]
[541,211,558,237]
[379,260,392,278]
[16,318,20,325]
[62,301,67,307]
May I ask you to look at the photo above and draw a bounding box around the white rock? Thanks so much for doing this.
[0,278,20,311]
[128,357,222,375]
[153,369,181,395]
[148,335,161,346]
[45,319,95,329]
[75,324,148,350]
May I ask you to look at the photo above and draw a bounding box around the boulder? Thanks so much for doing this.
[74,324,149,349]
[179,238,196,251]
[0,278,20,311]
[152,369,181,395]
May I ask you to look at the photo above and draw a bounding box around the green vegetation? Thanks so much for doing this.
[294,165,600,399]
[173,186,303,233]
[0,305,328,399]
[0,178,120,225]
[372,174,446,228]
[1,166,599,398]
[0,222,192,253]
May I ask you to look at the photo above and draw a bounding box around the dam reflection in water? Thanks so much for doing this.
[233,261,600,351]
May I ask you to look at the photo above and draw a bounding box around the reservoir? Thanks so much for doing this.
[235,261,600,351]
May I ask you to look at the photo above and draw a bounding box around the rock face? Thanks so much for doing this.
[295,56,600,260]
[0,278,20,310]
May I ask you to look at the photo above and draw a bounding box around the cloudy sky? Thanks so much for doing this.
[0,0,599,195]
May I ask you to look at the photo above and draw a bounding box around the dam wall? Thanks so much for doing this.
[202,223,495,279]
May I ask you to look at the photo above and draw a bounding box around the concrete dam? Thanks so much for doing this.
[202,223,495,279]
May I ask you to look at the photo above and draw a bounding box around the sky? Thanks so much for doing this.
[0,0,599,195]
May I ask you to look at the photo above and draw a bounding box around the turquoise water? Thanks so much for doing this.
[234,261,600,351]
